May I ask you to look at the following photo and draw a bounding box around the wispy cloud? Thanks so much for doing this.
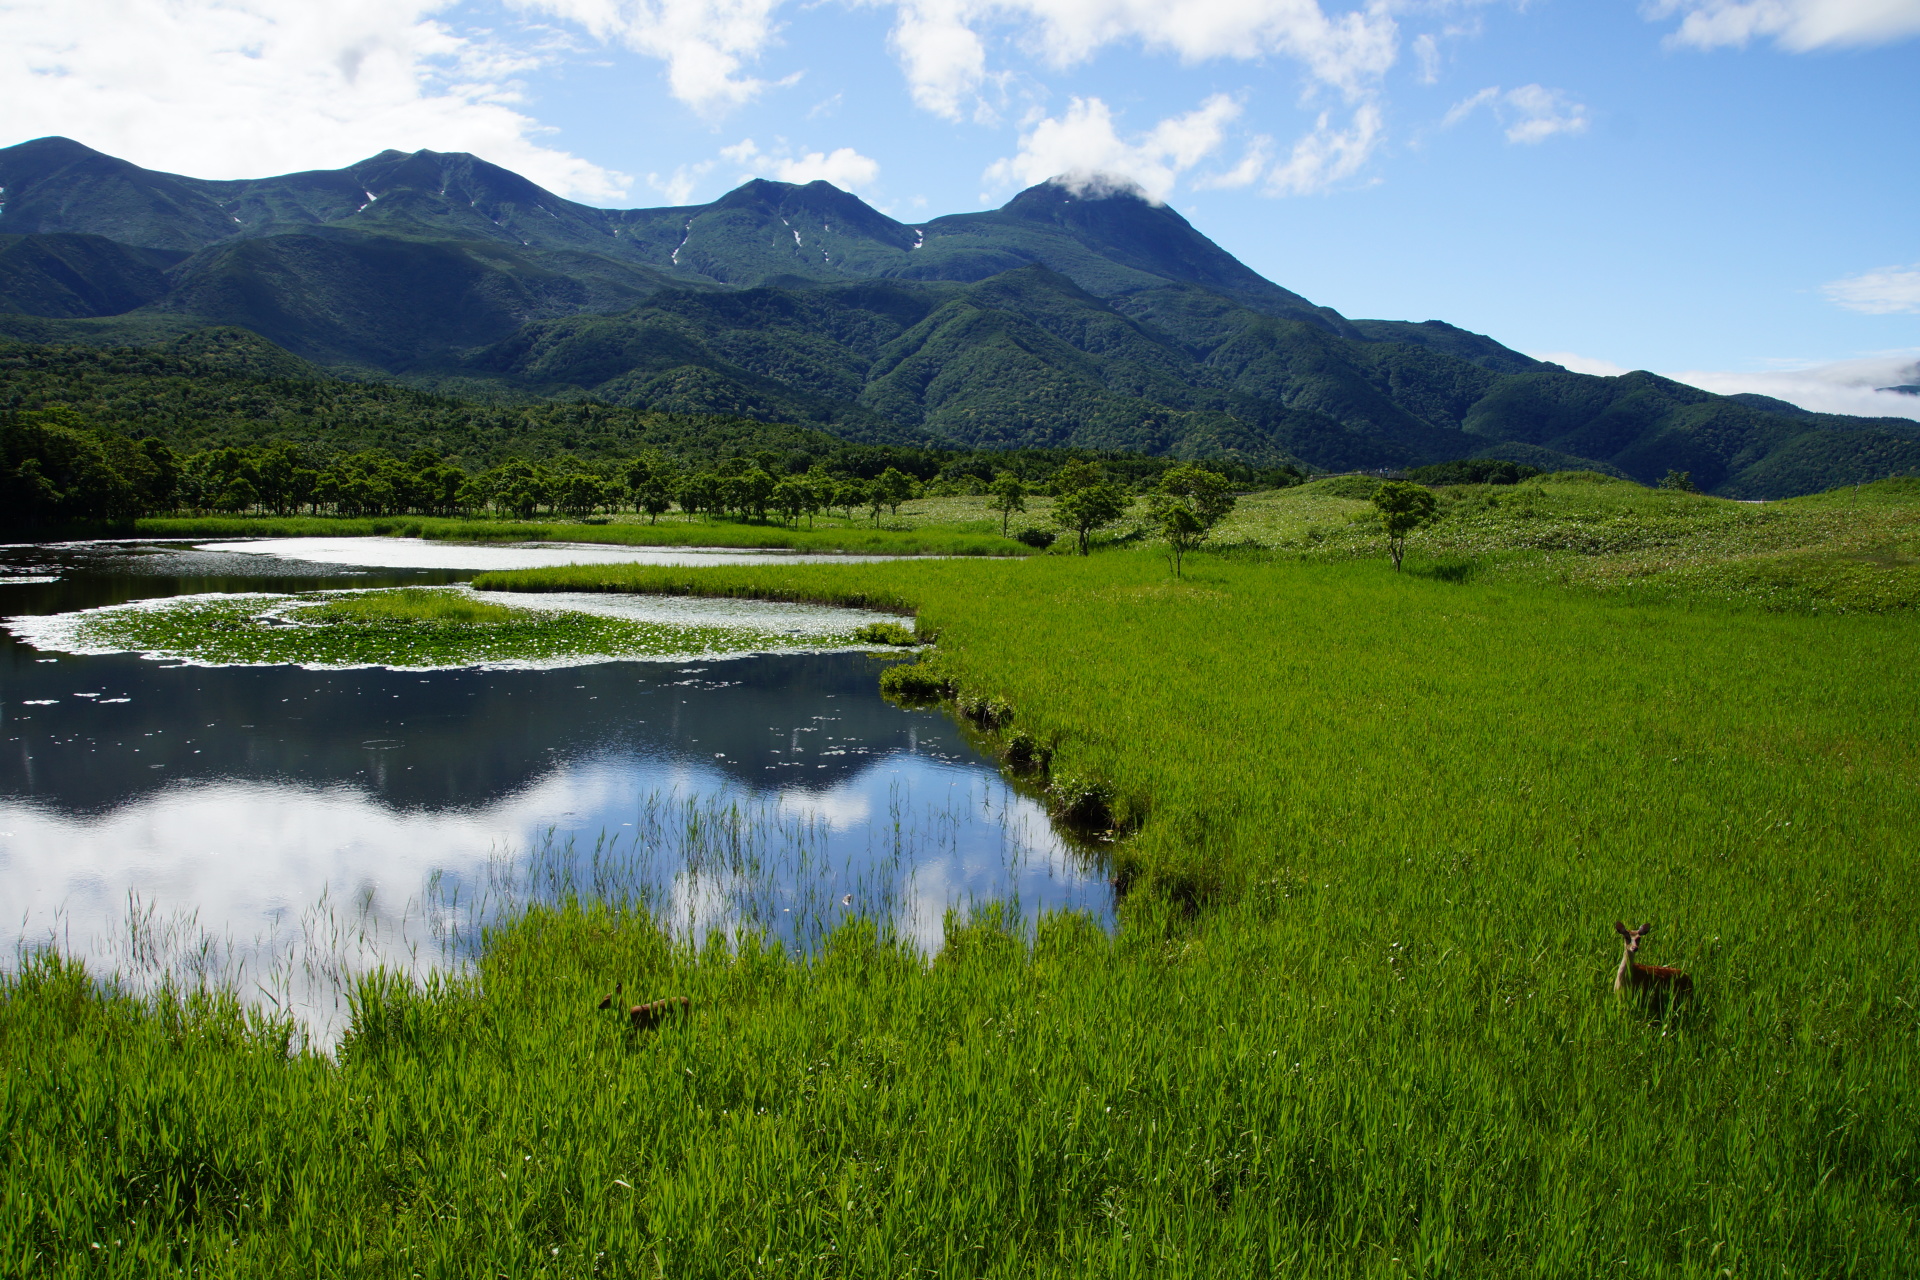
[1266,103,1384,194]
[1534,347,1920,419]
[1822,263,1920,314]
[1647,0,1920,52]
[1443,84,1589,143]
[512,0,788,116]
[1670,352,1920,419]
[891,0,1399,121]
[1534,351,1632,377]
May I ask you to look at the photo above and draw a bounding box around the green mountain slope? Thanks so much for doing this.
[3,136,1916,496]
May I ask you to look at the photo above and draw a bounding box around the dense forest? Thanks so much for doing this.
[0,336,1303,531]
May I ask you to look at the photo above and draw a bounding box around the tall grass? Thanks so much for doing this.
[7,549,1918,1274]
[298,586,520,624]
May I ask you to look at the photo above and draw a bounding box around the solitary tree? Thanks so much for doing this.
[1153,463,1237,528]
[1147,464,1235,574]
[987,474,1027,536]
[1371,480,1438,571]
[1054,480,1131,555]
[1155,501,1207,576]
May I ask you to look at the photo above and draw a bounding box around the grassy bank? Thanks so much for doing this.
[8,550,1920,1274]
[131,513,1030,557]
[1212,474,1920,613]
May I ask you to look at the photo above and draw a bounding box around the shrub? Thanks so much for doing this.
[1047,773,1116,831]
[877,660,952,702]
[852,621,918,646]
[1000,729,1050,774]
[956,694,1012,730]
[1013,526,1057,549]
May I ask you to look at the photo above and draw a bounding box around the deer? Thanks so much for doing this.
[1612,922,1693,1007]
[596,981,692,1031]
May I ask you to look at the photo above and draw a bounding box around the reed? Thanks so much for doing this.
[7,544,1919,1274]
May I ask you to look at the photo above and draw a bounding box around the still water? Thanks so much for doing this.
[0,540,1110,1033]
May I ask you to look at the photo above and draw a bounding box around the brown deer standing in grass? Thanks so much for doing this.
[1613,922,1693,1007]
[597,981,692,1030]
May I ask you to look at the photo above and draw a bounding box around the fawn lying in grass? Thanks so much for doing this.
[1613,922,1693,1007]
[597,981,692,1030]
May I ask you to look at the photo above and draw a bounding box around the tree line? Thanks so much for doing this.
[0,401,1305,533]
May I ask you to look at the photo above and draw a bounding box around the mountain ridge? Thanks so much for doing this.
[2,136,1915,497]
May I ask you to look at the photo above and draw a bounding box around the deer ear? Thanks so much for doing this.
[1613,921,1630,937]
[1637,924,1653,938]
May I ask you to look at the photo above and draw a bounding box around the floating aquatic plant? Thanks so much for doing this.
[19,586,886,670]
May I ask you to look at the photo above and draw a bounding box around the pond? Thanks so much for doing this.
[0,540,1111,1038]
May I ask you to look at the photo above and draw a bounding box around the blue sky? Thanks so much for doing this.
[5,0,1918,415]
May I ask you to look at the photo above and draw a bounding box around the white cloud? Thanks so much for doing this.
[1533,347,1920,419]
[1195,136,1275,190]
[1442,86,1501,128]
[1663,351,1920,419]
[1534,351,1633,376]
[1265,102,1383,194]
[1647,0,1920,51]
[983,94,1242,202]
[1412,31,1441,83]
[1822,264,1920,314]
[647,159,719,204]
[773,146,881,187]
[512,0,787,115]
[723,138,882,189]
[1443,84,1589,143]
[888,0,1399,121]
[888,0,991,119]
[0,0,628,201]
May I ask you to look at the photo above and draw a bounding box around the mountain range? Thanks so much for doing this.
[2,135,1915,497]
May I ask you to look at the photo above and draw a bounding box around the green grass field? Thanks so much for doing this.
[7,483,1919,1275]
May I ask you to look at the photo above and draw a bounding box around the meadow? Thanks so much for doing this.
[4,480,1918,1275]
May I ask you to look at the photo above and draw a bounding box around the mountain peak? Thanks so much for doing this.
[1046,173,1156,203]
[1003,175,1157,219]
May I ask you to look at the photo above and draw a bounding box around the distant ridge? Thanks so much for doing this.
[2,136,1915,496]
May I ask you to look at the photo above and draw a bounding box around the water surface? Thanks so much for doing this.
[0,540,1109,1035]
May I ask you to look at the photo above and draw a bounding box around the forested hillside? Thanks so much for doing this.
[0,333,1302,531]
[2,136,1916,496]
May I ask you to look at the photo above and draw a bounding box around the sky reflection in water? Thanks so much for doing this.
[0,540,1111,1038]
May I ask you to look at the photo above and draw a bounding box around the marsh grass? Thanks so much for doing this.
[8,543,1920,1274]
[294,586,520,625]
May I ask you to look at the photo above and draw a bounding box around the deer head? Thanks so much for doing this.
[1613,921,1652,955]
